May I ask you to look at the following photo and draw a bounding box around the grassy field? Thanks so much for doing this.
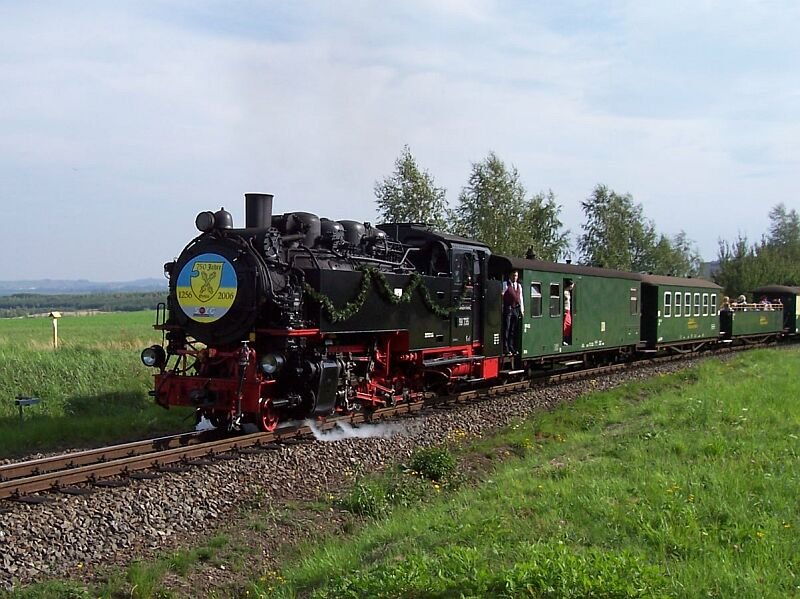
[253,349,799,598]
[6,347,798,598]
[0,311,192,457]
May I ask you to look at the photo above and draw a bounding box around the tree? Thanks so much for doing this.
[374,146,449,230]
[578,184,701,276]
[577,184,656,271]
[453,152,569,258]
[714,204,800,294]
[714,235,764,296]
[519,190,570,262]
[453,152,526,255]
[649,231,701,278]
[766,203,800,251]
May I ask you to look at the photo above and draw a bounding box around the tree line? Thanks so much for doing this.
[0,292,165,318]
[714,204,800,296]
[374,147,799,295]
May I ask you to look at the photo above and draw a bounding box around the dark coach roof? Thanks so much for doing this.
[639,274,722,289]
[489,254,641,281]
[751,284,800,295]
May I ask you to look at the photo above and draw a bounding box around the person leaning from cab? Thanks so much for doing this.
[502,270,524,354]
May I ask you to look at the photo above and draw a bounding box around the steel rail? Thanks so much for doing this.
[0,430,220,483]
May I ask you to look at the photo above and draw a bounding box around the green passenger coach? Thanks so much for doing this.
[751,285,800,335]
[640,275,723,350]
[489,256,641,363]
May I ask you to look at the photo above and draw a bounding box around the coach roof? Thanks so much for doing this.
[751,284,800,295]
[639,274,722,289]
[490,255,641,281]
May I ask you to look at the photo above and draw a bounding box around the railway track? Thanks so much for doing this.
[0,344,762,503]
[0,379,536,501]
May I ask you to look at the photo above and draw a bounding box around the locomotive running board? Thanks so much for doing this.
[423,355,483,367]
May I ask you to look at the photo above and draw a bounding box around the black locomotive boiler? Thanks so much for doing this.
[142,193,501,431]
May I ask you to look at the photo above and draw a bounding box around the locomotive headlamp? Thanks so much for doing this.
[260,353,285,375]
[141,345,167,368]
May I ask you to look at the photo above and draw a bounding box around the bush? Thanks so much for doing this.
[384,471,430,507]
[409,446,456,481]
[313,544,664,598]
[338,482,390,518]
[488,545,666,598]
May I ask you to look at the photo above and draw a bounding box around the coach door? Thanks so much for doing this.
[473,251,485,345]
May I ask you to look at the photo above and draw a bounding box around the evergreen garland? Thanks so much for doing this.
[303,267,468,323]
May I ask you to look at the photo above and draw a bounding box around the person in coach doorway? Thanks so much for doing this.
[502,270,524,354]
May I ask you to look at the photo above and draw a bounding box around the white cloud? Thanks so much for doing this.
[0,1,798,279]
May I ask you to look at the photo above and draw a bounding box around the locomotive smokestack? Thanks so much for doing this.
[245,193,274,229]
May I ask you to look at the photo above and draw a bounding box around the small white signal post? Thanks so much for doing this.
[49,311,62,349]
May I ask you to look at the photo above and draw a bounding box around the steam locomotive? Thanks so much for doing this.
[142,193,799,432]
[142,193,502,431]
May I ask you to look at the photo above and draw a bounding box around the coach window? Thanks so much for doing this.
[663,292,672,317]
[675,292,682,317]
[711,293,717,313]
[549,283,561,317]
[702,293,709,316]
[693,293,701,316]
[530,282,542,318]
[684,293,691,317]
[630,287,639,315]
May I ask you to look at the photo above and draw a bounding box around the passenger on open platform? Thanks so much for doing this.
[720,296,732,313]
[735,294,748,310]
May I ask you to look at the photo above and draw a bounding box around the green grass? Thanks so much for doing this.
[5,348,800,598]
[0,311,192,457]
[259,349,800,598]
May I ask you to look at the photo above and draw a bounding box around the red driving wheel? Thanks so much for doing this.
[259,398,279,432]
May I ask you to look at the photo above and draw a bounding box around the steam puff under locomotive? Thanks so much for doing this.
[142,193,796,432]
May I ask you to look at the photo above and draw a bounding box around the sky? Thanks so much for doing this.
[1,0,798,281]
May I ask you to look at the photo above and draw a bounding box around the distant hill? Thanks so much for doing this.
[0,279,166,296]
